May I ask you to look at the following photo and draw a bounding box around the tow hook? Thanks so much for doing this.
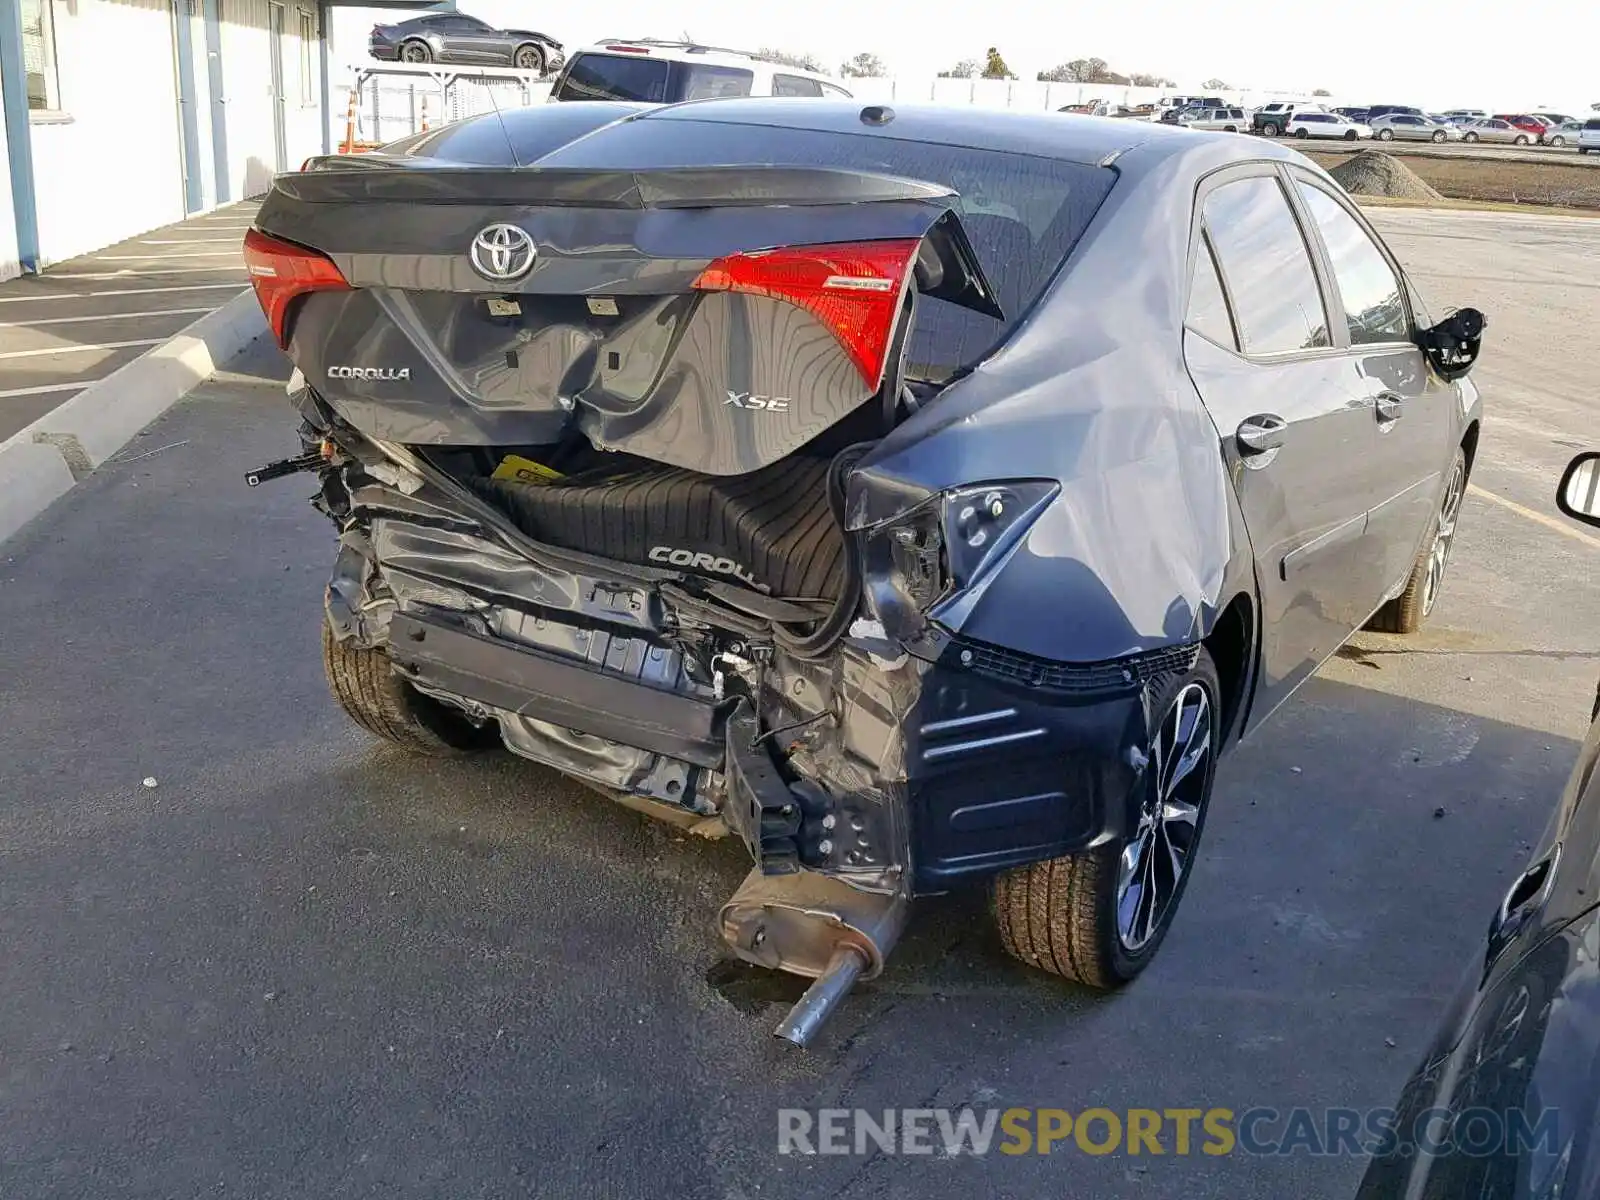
[244,450,323,487]
[719,869,909,1048]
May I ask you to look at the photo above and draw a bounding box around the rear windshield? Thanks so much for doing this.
[553,54,756,104]
[553,53,669,103]
[538,119,1117,382]
[1586,119,1600,131]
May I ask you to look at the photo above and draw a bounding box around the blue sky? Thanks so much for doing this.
[329,1,1599,111]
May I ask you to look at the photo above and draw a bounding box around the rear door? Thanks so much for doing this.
[1182,168,1385,718]
[1288,171,1453,600]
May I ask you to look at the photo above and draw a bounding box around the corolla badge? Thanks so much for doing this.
[328,365,410,381]
[469,223,537,282]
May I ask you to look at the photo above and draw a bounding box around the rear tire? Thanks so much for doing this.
[514,43,545,72]
[1514,134,1530,145]
[992,649,1220,988]
[1263,122,1280,137]
[1295,128,1309,139]
[1464,132,1479,143]
[1549,136,1565,146]
[400,39,432,63]
[322,622,495,756]
[1366,448,1467,635]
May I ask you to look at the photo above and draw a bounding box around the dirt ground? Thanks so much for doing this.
[1306,150,1600,209]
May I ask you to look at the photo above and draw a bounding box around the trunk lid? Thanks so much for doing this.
[252,163,1002,475]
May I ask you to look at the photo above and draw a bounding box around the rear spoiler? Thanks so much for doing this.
[278,163,964,210]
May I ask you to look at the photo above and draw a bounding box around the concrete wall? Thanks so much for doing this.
[18,0,327,268]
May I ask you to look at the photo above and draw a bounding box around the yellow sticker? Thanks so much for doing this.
[490,455,565,485]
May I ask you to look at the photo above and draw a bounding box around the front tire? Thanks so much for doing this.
[1433,130,1447,142]
[322,622,495,756]
[1549,136,1565,146]
[1514,134,1530,145]
[1295,127,1309,139]
[514,43,545,72]
[993,649,1220,988]
[1378,128,1394,141]
[1464,132,1479,143]
[400,39,432,64]
[1367,448,1468,635]
[1345,130,1359,140]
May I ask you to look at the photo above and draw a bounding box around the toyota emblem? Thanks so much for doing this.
[469,223,536,282]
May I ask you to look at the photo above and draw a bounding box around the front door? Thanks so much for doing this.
[1182,168,1387,721]
[1287,172,1456,602]
[171,0,204,212]
[267,2,287,173]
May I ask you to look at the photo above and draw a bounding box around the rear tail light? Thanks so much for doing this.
[693,239,919,390]
[242,228,350,349]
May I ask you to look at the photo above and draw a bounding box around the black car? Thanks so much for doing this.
[245,100,1484,1046]
[1366,104,1425,120]
[1357,453,1600,1199]
[367,11,563,75]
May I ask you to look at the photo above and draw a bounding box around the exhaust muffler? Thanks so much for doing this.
[719,868,908,1048]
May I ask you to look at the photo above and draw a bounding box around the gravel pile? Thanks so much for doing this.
[1329,151,1443,201]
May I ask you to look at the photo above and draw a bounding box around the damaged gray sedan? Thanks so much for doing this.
[243,99,1485,1045]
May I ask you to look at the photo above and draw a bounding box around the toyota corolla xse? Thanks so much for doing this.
[244,100,1485,1045]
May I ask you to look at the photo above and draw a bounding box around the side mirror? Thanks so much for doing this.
[1416,307,1485,382]
[1557,452,1600,529]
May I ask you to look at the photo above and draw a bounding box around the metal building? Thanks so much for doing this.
[0,0,448,279]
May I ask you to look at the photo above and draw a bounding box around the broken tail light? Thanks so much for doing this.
[692,239,919,390]
[243,228,351,349]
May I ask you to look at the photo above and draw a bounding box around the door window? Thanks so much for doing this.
[1202,176,1329,355]
[679,64,755,100]
[1186,233,1237,350]
[772,73,824,97]
[1294,183,1410,345]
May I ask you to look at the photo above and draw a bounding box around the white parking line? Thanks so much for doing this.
[1469,484,1600,551]
[0,338,163,360]
[139,237,245,245]
[95,250,240,260]
[0,307,214,327]
[0,283,244,304]
[0,382,86,399]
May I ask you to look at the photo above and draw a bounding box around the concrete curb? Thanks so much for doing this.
[0,291,266,546]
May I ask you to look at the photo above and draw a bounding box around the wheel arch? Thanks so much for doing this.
[1461,417,1481,478]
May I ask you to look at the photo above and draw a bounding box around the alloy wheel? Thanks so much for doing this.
[1422,458,1466,616]
[1116,682,1214,952]
[402,43,429,62]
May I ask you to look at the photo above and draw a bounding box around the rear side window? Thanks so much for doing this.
[1186,234,1237,350]
[681,65,754,100]
[1586,119,1600,131]
[1295,183,1409,344]
[772,73,824,97]
[538,118,1117,381]
[1202,177,1329,355]
[553,53,670,103]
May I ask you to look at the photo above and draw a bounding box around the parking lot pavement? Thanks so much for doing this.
[0,201,256,441]
[0,209,1597,1200]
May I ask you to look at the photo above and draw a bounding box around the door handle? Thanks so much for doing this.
[1375,392,1404,424]
[1236,414,1287,464]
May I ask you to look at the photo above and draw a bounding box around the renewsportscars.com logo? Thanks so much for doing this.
[777,1106,1561,1159]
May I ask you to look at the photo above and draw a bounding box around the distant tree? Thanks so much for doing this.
[1066,57,1108,83]
[840,52,887,78]
[1129,72,1176,88]
[982,47,1015,79]
[937,58,979,79]
[1037,62,1076,82]
[1201,77,1230,91]
[1312,87,1332,96]
[758,47,824,72]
